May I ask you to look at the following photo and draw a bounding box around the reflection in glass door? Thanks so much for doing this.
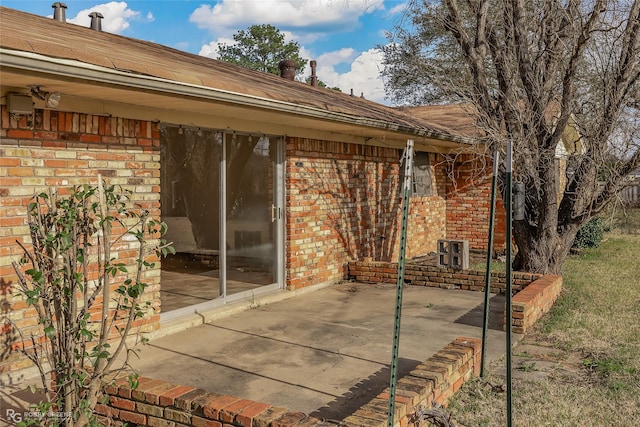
[224,134,280,296]
[160,127,283,315]
[160,128,223,312]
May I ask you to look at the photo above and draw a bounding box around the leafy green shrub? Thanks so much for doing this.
[573,217,604,248]
[11,180,173,426]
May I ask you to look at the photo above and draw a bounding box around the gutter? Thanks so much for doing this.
[0,48,475,146]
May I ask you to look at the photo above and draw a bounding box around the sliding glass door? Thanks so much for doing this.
[160,127,284,315]
[223,134,283,298]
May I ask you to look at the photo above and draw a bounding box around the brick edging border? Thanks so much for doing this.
[342,337,481,427]
[510,274,562,334]
[100,337,481,427]
[348,261,540,293]
[348,261,562,335]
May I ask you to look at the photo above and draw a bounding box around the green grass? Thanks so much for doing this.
[447,223,640,426]
[470,259,506,272]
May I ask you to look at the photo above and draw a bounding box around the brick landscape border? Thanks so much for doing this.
[510,274,562,334]
[100,337,481,427]
[348,261,562,334]
[341,337,481,427]
[348,260,541,293]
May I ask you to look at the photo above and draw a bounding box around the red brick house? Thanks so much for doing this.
[0,7,499,379]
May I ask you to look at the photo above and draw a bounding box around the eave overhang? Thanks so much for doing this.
[1,48,476,153]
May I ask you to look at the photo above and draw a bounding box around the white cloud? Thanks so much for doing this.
[199,37,236,59]
[189,0,384,36]
[314,48,387,104]
[67,1,145,34]
[298,46,316,75]
[319,47,358,64]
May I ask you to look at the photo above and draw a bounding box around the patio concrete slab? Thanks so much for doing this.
[129,282,512,420]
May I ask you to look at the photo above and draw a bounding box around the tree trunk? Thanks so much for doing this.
[513,220,579,274]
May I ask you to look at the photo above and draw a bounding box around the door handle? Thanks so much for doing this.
[271,204,282,222]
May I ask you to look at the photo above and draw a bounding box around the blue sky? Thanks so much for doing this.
[2,0,410,104]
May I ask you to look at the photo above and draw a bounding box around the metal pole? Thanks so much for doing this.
[481,150,500,377]
[387,139,414,427]
[505,143,513,427]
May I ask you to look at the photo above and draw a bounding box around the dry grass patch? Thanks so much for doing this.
[451,372,637,426]
[448,230,640,426]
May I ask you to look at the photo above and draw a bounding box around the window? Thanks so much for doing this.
[412,152,434,197]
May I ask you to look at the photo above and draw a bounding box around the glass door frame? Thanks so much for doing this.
[221,133,285,303]
[160,129,285,321]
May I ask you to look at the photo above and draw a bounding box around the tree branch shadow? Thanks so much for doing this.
[294,147,402,263]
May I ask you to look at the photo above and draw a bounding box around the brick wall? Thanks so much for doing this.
[0,106,162,375]
[285,138,447,290]
[445,154,507,252]
[100,336,481,427]
[348,261,540,294]
[405,154,448,260]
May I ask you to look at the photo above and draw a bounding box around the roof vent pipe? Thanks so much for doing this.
[89,11,104,31]
[309,60,318,87]
[52,2,67,23]
[279,59,297,81]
